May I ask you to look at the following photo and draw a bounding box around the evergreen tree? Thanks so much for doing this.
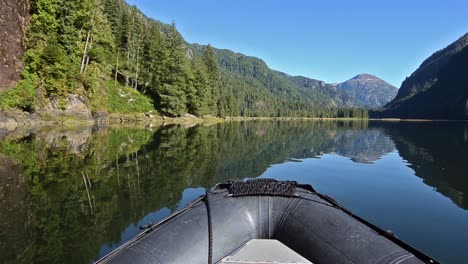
[141,23,163,94]
[189,58,210,115]
[157,22,188,116]
[202,45,220,115]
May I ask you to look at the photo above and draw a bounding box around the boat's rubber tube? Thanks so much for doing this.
[97,180,437,264]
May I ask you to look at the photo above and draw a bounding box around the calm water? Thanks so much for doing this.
[1,121,468,263]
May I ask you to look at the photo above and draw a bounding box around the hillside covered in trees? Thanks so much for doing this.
[0,0,369,119]
[376,33,468,119]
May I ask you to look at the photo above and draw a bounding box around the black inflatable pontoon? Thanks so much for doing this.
[97,179,438,264]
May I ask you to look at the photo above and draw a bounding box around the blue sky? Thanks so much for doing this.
[125,0,468,87]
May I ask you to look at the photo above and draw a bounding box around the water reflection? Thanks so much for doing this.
[382,122,468,209]
[0,121,467,263]
[0,156,32,263]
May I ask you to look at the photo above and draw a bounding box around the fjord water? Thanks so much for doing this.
[1,121,467,264]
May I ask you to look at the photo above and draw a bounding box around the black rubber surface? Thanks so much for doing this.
[96,180,438,264]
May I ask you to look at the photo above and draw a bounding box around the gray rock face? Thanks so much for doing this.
[0,0,29,91]
[0,109,39,130]
[36,94,93,119]
[0,95,93,131]
[337,74,398,108]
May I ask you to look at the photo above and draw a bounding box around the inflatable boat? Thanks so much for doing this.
[96,179,438,264]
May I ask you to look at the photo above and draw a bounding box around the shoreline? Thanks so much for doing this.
[225,117,468,122]
[0,110,226,131]
[1,109,467,132]
[368,118,468,122]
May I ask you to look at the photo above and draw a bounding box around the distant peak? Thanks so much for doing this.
[352,73,378,80]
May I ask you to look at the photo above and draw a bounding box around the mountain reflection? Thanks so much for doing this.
[381,122,468,209]
[0,120,466,263]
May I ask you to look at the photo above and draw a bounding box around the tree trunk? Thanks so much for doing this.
[82,171,94,214]
[80,30,92,75]
[80,0,98,75]
[115,50,120,85]
[84,34,93,74]
[135,44,140,90]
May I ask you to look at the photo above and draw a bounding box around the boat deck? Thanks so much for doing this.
[220,239,312,264]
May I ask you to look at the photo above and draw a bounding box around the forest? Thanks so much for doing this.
[0,0,369,119]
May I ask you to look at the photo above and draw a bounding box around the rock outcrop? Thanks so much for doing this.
[0,0,30,91]
[36,94,93,119]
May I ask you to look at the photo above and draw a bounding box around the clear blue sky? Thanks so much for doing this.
[126,0,468,87]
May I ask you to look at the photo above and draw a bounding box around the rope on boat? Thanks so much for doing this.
[204,191,213,264]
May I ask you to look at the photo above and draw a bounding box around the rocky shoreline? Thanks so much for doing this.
[0,110,42,129]
[0,109,224,132]
[0,110,375,131]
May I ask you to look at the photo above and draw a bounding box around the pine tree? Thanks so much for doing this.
[157,22,188,116]
[141,23,163,93]
[202,45,220,115]
[190,58,210,115]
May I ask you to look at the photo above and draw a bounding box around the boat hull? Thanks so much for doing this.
[97,180,436,264]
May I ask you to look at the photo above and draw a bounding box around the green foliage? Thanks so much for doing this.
[152,23,189,116]
[108,82,155,113]
[158,84,186,116]
[87,46,107,63]
[203,45,220,114]
[84,63,108,112]
[0,72,39,111]
[41,37,66,64]
[8,0,368,118]
[187,57,209,115]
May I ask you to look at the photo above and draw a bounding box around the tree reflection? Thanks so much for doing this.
[1,120,465,263]
[382,122,468,209]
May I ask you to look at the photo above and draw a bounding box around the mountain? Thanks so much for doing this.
[191,44,368,108]
[210,47,335,107]
[282,74,362,108]
[1,0,370,119]
[336,74,398,108]
[379,33,468,119]
[189,44,368,117]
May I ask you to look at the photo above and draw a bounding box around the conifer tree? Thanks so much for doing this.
[157,22,188,116]
[190,58,209,115]
[202,45,220,115]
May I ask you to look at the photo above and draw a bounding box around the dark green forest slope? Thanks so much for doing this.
[191,45,372,117]
[378,33,468,119]
[0,0,369,119]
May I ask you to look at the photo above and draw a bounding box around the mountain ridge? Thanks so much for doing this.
[380,33,468,119]
[191,43,396,109]
[391,33,468,103]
